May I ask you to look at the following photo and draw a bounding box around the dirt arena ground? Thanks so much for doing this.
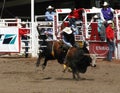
[0,56,120,93]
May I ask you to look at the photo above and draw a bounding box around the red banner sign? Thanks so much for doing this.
[89,42,109,57]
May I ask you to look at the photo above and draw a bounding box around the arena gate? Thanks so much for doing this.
[0,18,36,57]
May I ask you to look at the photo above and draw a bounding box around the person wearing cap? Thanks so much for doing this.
[19,21,30,58]
[61,27,75,47]
[106,20,115,61]
[88,14,106,41]
[101,2,114,22]
[94,14,106,41]
[45,5,55,21]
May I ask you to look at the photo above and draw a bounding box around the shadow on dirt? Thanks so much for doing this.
[55,77,95,81]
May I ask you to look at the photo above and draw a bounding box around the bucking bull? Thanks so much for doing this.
[36,35,96,80]
[36,25,96,80]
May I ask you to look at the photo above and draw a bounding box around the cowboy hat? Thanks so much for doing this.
[93,15,99,19]
[63,27,72,34]
[46,5,54,10]
[92,7,97,9]
[103,2,109,6]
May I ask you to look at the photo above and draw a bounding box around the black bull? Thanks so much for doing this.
[36,40,68,70]
[64,46,96,80]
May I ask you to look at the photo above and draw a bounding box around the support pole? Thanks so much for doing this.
[31,0,37,57]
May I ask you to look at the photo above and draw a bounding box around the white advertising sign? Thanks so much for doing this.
[0,27,19,52]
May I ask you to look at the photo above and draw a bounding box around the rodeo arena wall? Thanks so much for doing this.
[0,8,120,59]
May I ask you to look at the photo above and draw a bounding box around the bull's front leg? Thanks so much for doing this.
[72,71,76,80]
[76,71,80,80]
[72,70,80,81]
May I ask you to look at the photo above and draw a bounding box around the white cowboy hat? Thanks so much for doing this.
[47,5,54,10]
[92,7,97,9]
[94,15,99,19]
[63,27,72,34]
[107,20,113,24]
[103,2,109,6]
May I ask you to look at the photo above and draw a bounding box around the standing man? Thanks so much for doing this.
[45,5,55,21]
[106,20,115,61]
[19,21,30,58]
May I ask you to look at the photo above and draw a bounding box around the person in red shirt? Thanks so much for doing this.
[68,8,83,35]
[106,20,115,61]
[19,22,30,58]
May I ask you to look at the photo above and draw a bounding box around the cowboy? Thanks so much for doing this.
[101,2,114,25]
[45,5,55,21]
[61,27,75,47]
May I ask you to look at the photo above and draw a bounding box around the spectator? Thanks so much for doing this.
[19,21,30,58]
[106,20,115,62]
[44,5,55,39]
[68,8,83,26]
[93,14,106,41]
[68,8,83,35]
[101,1,115,26]
[45,5,55,21]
